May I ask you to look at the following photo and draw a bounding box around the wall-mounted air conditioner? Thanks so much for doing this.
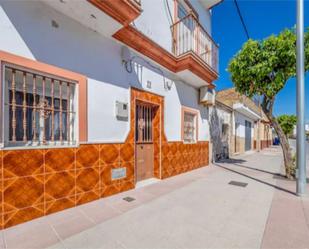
[199,86,215,106]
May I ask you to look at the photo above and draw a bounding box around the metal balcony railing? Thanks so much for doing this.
[130,0,141,7]
[171,13,219,73]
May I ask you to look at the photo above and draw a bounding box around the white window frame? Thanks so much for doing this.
[182,106,198,144]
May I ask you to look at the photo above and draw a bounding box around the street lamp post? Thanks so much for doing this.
[296,0,306,196]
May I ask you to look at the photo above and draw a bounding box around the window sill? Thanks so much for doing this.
[1,142,79,151]
[183,141,197,144]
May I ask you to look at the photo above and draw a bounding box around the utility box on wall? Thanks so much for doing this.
[200,86,215,106]
[116,101,129,121]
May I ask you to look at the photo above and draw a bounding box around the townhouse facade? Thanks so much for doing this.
[212,88,272,160]
[0,0,221,228]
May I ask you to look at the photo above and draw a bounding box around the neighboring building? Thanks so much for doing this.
[0,0,221,228]
[213,88,272,159]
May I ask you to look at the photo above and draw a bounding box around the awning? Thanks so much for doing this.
[233,103,261,121]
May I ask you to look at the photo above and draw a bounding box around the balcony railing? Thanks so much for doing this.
[132,0,141,6]
[171,13,219,73]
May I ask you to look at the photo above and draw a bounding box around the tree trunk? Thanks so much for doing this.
[262,98,295,179]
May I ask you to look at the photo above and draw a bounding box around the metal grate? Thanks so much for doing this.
[123,196,135,202]
[136,103,153,143]
[229,181,248,187]
[4,66,76,146]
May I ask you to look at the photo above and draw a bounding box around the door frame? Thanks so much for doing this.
[133,96,162,183]
[135,100,156,182]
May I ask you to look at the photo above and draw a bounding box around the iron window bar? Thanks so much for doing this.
[4,66,77,147]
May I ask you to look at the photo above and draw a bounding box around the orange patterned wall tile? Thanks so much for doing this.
[0,150,3,180]
[118,180,134,193]
[160,141,209,179]
[100,164,117,186]
[3,176,44,212]
[153,142,160,156]
[45,171,75,201]
[169,143,178,157]
[45,197,75,215]
[76,144,99,169]
[76,167,100,194]
[3,150,44,178]
[76,190,100,206]
[45,148,75,173]
[3,204,44,229]
[101,184,120,198]
[120,143,134,163]
[153,156,160,179]
[119,161,134,182]
[125,131,134,144]
[0,181,2,217]
[100,144,120,165]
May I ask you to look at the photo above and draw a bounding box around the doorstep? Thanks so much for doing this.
[135,178,161,188]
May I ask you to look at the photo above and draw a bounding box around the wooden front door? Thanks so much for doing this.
[135,102,154,182]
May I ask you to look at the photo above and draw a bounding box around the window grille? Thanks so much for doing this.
[136,103,153,143]
[183,111,196,143]
[3,66,77,147]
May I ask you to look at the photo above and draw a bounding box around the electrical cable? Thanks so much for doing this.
[165,0,174,25]
[123,55,173,90]
[233,0,250,39]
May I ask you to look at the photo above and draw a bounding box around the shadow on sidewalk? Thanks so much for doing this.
[218,158,283,177]
[214,163,296,196]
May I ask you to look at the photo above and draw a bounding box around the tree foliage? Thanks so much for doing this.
[228,28,309,99]
[277,115,297,137]
[227,28,309,179]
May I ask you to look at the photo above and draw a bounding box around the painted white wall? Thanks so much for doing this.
[189,0,212,34]
[0,5,34,59]
[216,107,231,125]
[134,0,175,53]
[0,0,210,143]
[234,112,255,139]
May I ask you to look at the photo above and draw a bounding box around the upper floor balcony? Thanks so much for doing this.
[171,13,219,73]
[43,0,219,87]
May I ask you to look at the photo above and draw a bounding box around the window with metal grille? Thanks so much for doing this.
[3,65,77,147]
[135,103,153,143]
[183,111,197,143]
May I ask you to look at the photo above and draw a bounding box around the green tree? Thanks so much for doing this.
[228,28,309,179]
[277,115,297,138]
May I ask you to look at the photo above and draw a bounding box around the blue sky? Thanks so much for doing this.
[212,0,309,122]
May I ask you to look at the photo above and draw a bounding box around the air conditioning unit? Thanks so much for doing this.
[200,86,215,106]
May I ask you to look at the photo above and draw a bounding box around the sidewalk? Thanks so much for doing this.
[0,147,308,249]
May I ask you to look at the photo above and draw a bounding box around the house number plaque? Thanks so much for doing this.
[111,167,126,180]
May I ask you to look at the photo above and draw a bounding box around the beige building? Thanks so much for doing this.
[210,88,272,160]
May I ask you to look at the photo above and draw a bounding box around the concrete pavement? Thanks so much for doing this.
[1,146,308,249]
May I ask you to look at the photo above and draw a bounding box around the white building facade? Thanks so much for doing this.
[0,0,221,228]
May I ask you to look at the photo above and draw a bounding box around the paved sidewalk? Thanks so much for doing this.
[1,147,308,249]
